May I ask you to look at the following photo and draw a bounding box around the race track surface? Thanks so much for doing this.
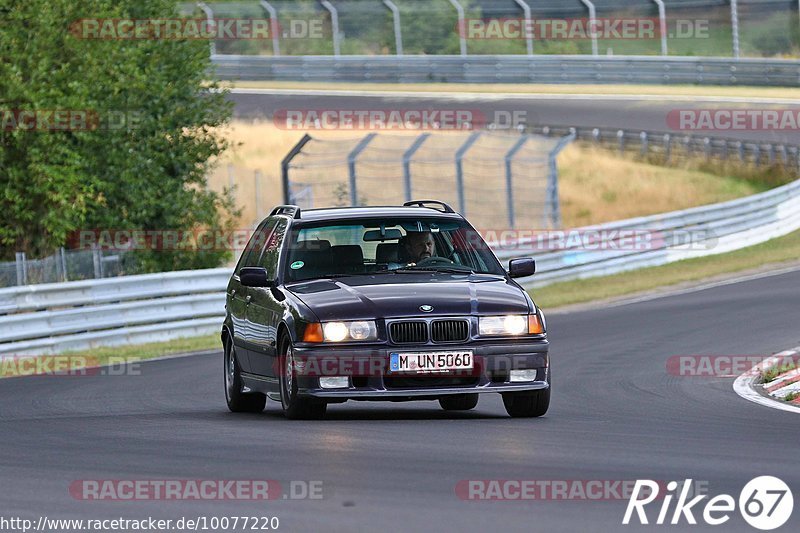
[1,268,799,532]
[230,91,800,146]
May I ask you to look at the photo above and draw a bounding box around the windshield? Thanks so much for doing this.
[284,217,505,282]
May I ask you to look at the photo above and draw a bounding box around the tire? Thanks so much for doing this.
[502,388,550,418]
[439,393,479,411]
[279,336,327,420]
[224,336,266,413]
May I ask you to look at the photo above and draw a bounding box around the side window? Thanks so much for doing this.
[235,218,277,275]
[259,219,288,278]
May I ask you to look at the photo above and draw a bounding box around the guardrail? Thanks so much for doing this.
[2,176,800,355]
[211,54,800,86]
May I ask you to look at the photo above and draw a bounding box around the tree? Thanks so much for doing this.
[0,0,235,271]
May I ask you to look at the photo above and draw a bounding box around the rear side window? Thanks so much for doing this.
[259,219,288,279]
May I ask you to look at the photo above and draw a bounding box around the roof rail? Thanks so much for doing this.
[269,205,302,219]
[402,200,456,213]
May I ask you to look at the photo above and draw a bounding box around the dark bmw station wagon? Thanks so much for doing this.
[221,201,549,419]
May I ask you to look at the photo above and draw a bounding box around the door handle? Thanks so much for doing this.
[246,295,252,303]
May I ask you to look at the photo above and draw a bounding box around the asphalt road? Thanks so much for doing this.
[230,90,800,145]
[1,268,799,532]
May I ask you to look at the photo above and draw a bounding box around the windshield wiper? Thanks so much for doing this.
[401,266,476,274]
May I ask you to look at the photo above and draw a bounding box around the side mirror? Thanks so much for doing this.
[508,258,536,278]
[240,267,274,287]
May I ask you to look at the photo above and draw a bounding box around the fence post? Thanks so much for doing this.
[767,144,775,165]
[547,133,576,229]
[579,0,599,56]
[15,252,26,286]
[504,136,529,229]
[281,134,313,204]
[651,0,668,56]
[753,145,761,167]
[455,132,482,215]
[402,133,430,202]
[736,141,744,161]
[92,247,102,279]
[382,0,403,56]
[730,0,740,59]
[617,130,625,155]
[640,132,648,157]
[513,0,534,55]
[59,247,68,282]
[703,137,711,161]
[196,2,216,57]
[259,0,281,56]
[663,134,671,163]
[348,133,377,206]
[592,128,600,144]
[254,170,263,221]
[447,0,468,56]
[320,1,341,56]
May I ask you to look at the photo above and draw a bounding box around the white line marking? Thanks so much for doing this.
[228,87,800,105]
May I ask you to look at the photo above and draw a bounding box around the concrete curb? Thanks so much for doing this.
[733,347,800,414]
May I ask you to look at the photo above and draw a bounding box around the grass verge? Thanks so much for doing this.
[530,229,800,309]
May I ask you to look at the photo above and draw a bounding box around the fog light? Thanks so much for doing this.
[509,369,538,382]
[319,377,349,389]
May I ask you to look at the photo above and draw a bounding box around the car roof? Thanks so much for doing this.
[291,206,465,223]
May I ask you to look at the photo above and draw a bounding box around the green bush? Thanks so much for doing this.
[0,0,235,272]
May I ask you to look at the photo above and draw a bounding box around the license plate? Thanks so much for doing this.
[389,351,473,373]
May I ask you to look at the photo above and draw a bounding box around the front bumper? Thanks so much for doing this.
[291,339,549,400]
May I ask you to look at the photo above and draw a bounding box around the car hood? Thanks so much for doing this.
[286,274,531,321]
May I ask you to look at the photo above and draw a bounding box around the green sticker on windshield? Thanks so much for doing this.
[290,261,304,270]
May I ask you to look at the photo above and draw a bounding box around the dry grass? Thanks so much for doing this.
[209,121,761,229]
[225,81,800,100]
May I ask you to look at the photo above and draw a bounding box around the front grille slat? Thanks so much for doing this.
[390,321,428,344]
[431,320,469,342]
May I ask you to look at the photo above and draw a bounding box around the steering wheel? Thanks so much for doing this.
[413,256,455,267]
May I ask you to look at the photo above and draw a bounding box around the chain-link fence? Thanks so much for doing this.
[282,131,574,230]
[0,249,135,288]
[180,0,800,58]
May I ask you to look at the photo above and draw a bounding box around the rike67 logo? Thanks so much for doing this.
[623,476,793,530]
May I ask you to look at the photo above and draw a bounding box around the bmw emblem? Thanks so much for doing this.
[420,305,434,312]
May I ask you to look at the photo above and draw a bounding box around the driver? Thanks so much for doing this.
[402,231,435,263]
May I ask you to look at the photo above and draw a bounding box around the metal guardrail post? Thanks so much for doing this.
[281,134,313,204]
[196,2,215,57]
[547,132,576,229]
[402,133,430,202]
[382,0,403,56]
[447,0,468,56]
[259,0,281,56]
[663,134,671,163]
[579,0,599,56]
[640,132,648,157]
[652,0,668,56]
[59,248,68,282]
[348,133,377,206]
[592,128,600,143]
[730,0,740,59]
[513,0,533,55]
[703,137,711,161]
[455,132,481,215]
[504,136,529,229]
[320,1,341,56]
[91,247,102,279]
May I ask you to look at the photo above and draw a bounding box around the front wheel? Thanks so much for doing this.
[279,337,327,420]
[439,394,479,411]
[224,337,266,413]
[501,388,549,418]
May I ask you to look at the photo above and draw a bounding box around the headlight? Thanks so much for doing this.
[479,314,544,336]
[320,321,378,342]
